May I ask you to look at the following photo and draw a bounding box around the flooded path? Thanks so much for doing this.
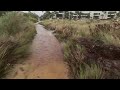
[6,24,68,79]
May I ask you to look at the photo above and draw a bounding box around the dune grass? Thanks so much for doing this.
[0,12,36,78]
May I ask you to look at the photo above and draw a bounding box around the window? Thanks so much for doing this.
[94,13,100,15]
[108,11,116,14]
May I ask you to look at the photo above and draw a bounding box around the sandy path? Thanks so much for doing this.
[5,24,68,79]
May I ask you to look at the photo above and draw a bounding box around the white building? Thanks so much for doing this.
[72,14,79,19]
[52,11,118,20]
[90,11,117,19]
[90,11,101,19]
[106,11,117,19]
[81,11,90,18]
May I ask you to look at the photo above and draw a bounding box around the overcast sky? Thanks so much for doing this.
[22,11,45,16]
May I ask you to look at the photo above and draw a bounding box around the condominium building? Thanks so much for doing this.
[52,11,118,20]
[90,11,101,19]
[81,12,90,18]
[90,11,117,19]
[107,11,117,19]
[72,13,79,19]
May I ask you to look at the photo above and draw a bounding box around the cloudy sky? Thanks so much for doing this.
[22,11,45,16]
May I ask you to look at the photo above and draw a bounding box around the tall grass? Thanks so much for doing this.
[79,63,105,79]
[41,19,120,79]
[0,12,36,78]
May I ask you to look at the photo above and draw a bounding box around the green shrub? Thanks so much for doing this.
[0,12,36,78]
[79,63,104,79]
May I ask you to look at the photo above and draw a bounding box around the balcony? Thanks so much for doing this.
[57,11,64,15]
[108,11,116,15]
[93,13,100,16]
[73,14,79,16]
[93,16,99,19]
[107,15,115,19]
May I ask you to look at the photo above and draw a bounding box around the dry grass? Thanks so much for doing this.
[41,19,120,79]
[0,12,36,78]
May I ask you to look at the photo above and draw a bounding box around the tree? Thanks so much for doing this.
[0,11,9,16]
[70,12,74,19]
[23,11,39,23]
[40,11,52,20]
[64,11,69,19]
[117,11,120,17]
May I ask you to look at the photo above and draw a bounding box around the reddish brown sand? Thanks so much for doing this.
[5,24,68,79]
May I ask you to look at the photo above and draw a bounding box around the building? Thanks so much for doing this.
[71,11,90,19]
[107,11,117,19]
[90,11,117,20]
[53,11,65,19]
[72,14,79,19]
[99,11,108,19]
[52,11,118,20]
[90,11,101,19]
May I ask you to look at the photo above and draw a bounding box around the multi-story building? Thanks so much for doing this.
[90,11,117,19]
[81,11,90,18]
[52,11,118,20]
[72,13,79,19]
[90,11,101,19]
[107,11,117,19]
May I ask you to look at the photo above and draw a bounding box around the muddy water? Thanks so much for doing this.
[6,24,68,79]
